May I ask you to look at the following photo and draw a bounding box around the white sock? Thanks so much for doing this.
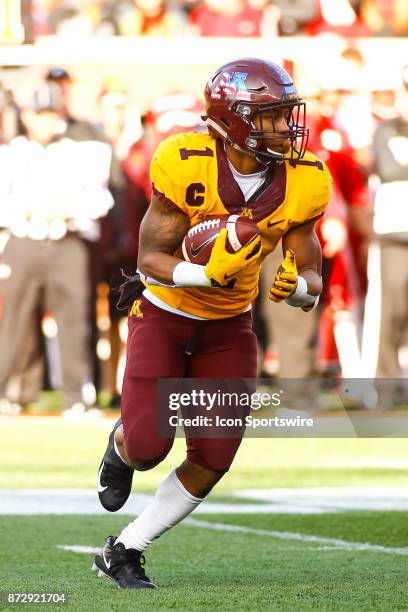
[113,434,127,466]
[116,469,203,551]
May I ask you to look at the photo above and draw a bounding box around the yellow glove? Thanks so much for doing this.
[204,228,262,287]
[269,249,298,302]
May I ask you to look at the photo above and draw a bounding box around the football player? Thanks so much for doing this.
[93,57,332,589]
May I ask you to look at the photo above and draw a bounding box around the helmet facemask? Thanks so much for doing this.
[233,100,309,164]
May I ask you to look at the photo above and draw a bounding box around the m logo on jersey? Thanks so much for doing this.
[240,207,253,220]
[211,72,248,100]
[130,299,143,319]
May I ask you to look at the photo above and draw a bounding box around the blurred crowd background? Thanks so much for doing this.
[0,0,407,416]
[22,0,408,40]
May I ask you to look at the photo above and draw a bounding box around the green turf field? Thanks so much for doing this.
[2,513,408,611]
[1,417,408,610]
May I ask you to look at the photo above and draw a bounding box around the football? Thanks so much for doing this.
[181,214,259,265]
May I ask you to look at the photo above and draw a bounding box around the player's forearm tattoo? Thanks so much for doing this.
[140,198,190,257]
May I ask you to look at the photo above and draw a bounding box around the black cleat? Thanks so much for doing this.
[98,419,134,512]
[92,536,157,589]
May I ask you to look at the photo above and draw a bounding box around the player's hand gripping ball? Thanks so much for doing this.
[269,249,298,302]
[182,214,261,287]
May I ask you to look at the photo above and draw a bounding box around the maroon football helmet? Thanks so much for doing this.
[203,57,309,164]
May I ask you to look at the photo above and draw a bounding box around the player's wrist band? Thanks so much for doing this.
[285,275,318,308]
[172,261,211,287]
[139,264,211,288]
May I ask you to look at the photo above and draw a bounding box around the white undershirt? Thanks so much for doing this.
[227,159,266,201]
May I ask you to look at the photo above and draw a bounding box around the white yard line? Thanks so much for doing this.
[56,520,408,558]
[235,487,408,512]
[184,518,408,556]
[58,545,100,554]
[5,485,402,558]
[2,489,321,515]
[2,487,408,515]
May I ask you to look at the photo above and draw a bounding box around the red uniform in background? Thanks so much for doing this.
[305,0,372,37]
[308,112,372,369]
[189,1,265,36]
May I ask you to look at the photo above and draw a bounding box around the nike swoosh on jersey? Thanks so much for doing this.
[190,234,217,258]
[97,465,108,493]
[267,219,284,228]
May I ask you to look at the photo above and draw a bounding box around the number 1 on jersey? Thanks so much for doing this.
[179,147,214,160]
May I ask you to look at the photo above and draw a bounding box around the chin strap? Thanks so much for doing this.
[255,150,283,165]
[224,137,274,168]
[205,116,289,166]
